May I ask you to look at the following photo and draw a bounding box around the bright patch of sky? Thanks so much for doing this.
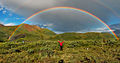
[108,15,120,25]
[0,5,26,25]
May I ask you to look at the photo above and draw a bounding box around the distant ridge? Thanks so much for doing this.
[0,23,116,41]
[110,23,120,36]
[21,24,41,31]
[0,24,4,27]
[110,23,120,30]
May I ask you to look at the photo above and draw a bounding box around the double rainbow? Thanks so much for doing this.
[8,7,119,40]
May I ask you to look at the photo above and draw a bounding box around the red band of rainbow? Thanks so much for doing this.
[8,7,119,40]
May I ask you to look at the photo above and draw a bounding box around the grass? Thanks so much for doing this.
[0,24,119,63]
[0,39,120,63]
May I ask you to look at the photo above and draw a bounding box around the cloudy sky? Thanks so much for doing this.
[0,0,120,33]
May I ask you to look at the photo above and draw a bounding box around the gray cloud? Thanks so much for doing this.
[1,0,120,18]
[0,0,57,16]
[29,10,106,32]
[0,0,120,32]
[56,0,120,23]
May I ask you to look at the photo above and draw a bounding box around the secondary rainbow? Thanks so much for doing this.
[94,0,120,18]
[8,6,119,40]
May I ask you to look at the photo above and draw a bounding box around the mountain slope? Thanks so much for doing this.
[0,24,56,41]
[110,24,120,36]
[110,24,120,30]
[0,24,4,27]
[0,24,116,42]
[50,32,115,40]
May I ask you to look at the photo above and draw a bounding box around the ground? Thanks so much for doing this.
[0,40,120,63]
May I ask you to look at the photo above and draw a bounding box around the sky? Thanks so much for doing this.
[0,0,120,33]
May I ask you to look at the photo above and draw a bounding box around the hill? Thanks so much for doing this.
[0,24,119,63]
[0,24,116,42]
[0,24,4,27]
[0,24,56,42]
[50,32,115,40]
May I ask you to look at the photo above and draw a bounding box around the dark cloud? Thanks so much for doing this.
[55,0,120,23]
[0,0,120,32]
[0,0,57,16]
[1,0,120,20]
[29,10,105,32]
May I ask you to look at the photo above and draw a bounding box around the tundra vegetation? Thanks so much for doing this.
[0,24,120,63]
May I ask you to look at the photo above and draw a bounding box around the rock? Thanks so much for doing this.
[58,59,64,63]
[15,49,21,52]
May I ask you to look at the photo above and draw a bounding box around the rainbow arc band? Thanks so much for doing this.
[8,7,119,40]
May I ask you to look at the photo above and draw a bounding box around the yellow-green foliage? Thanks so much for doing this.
[0,40,120,63]
[50,32,115,40]
[0,24,116,42]
[0,25,56,41]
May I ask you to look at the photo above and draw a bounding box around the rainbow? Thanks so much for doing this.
[8,6,119,40]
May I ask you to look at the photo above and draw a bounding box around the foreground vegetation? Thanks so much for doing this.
[0,24,120,63]
[0,39,120,63]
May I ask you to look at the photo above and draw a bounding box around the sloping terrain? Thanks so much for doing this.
[0,24,56,42]
[0,24,119,63]
[0,24,117,42]
[0,24,4,27]
[50,32,115,40]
